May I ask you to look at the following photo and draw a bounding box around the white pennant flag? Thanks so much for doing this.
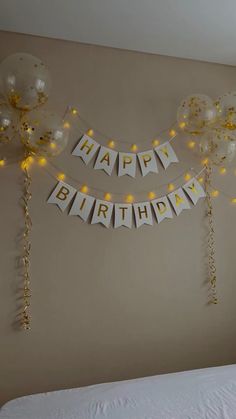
[72,134,100,165]
[155,142,179,169]
[133,202,153,228]
[94,146,118,175]
[91,199,114,228]
[168,187,191,216]
[151,196,173,223]
[47,181,77,212]
[118,152,136,178]
[69,192,95,221]
[183,177,206,205]
[114,204,133,228]
[137,150,158,176]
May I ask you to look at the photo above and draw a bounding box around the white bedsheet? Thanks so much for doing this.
[1,365,236,419]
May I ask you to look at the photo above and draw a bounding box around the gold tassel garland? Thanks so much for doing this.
[21,160,32,329]
[205,165,218,304]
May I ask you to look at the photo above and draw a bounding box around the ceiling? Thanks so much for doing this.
[1,0,236,66]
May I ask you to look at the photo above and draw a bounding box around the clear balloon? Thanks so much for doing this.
[0,103,17,143]
[0,53,51,111]
[20,110,69,157]
[177,94,217,135]
[215,91,236,130]
[199,127,236,166]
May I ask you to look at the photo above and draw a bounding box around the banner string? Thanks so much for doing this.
[64,106,178,147]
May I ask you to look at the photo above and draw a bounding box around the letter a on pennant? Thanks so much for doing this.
[94,146,118,175]
[168,187,190,216]
[47,181,77,212]
[72,134,100,165]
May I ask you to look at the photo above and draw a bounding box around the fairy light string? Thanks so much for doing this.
[64,106,178,150]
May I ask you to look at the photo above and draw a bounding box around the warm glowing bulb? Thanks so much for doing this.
[131,144,138,152]
[87,129,94,137]
[125,194,134,203]
[168,183,175,192]
[152,139,160,147]
[81,185,88,194]
[187,140,196,149]
[179,122,186,129]
[50,142,57,149]
[148,191,156,200]
[201,158,209,166]
[184,173,192,182]
[231,198,236,204]
[38,157,47,166]
[108,140,115,149]
[0,159,5,167]
[198,177,204,184]
[63,121,70,129]
[57,173,66,181]
[211,190,219,198]
[104,193,112,201]
[27,156,34,164]
[169,129,176,137]
[219,167,226,175]
[71,108,78,115]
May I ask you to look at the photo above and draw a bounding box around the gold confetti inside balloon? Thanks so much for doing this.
[0,53,51,111]
[199,127,236,166]
[0,103,17,143]
[215,91,236,130]
[20,110,69,157]
[177,94,217,135]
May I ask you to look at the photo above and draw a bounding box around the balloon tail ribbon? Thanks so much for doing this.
[205,165,218,304]
[21,160,32,330]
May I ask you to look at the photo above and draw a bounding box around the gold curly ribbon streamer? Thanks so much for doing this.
[205,165,218,304]
[21,157,32,330]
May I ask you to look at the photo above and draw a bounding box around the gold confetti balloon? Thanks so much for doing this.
[20,110,69,157]
[199,127,236,166]
[177,94,217,135]
[215,91,236,130]
[0,103,17,143]
[0,53,51,111]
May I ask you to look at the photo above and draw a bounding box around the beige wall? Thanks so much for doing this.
[0,30,236,405]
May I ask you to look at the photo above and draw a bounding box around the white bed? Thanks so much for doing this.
[1,365,236,419]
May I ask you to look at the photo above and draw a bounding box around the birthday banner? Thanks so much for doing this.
[72,134,179,177]
[47,178,206,229]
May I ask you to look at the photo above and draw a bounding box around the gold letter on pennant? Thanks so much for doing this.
[168,187,190,216]
[91,199,114,227]
[72,134,100,165]
[133,202,153,228]
[137,150,158,176]
[47,181,77,212]
[94,146,118,175]
[183,178,206,205]
[151,196,173,223]
[155,142,179,170]
[118,152,136,177]
[69,192,95,221]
